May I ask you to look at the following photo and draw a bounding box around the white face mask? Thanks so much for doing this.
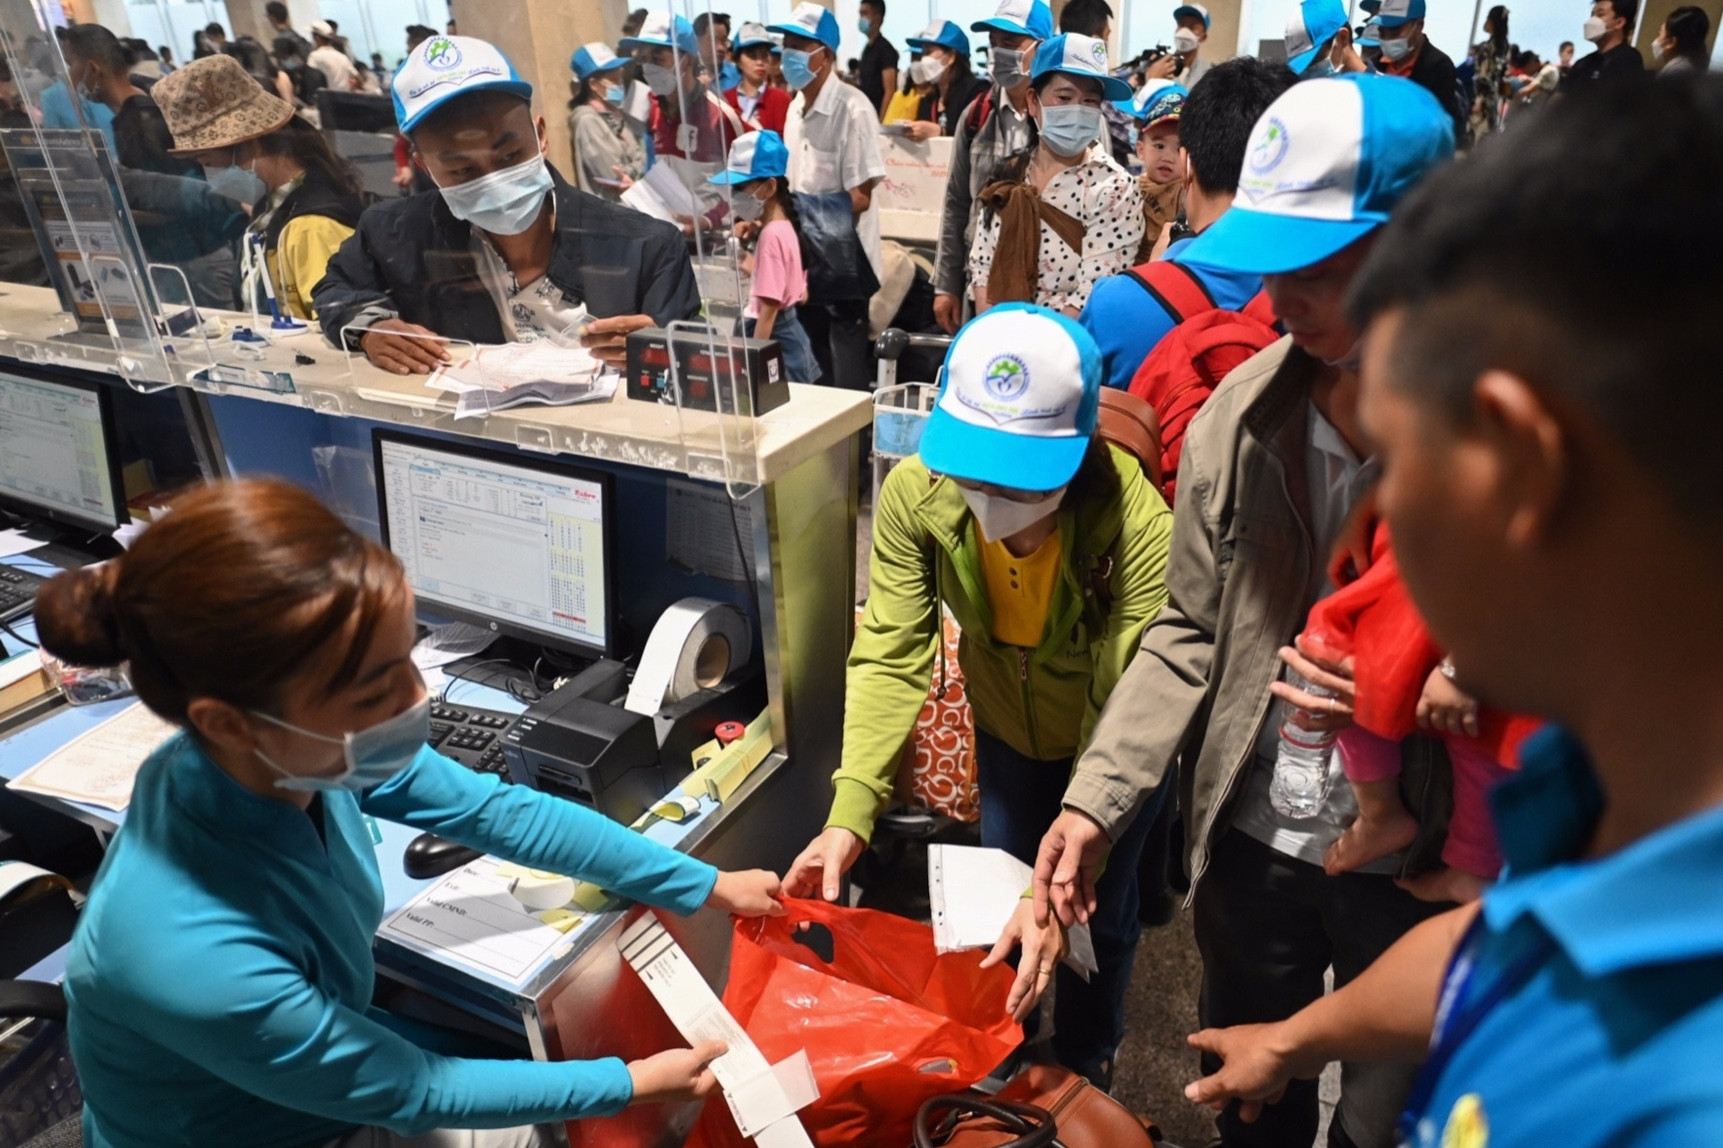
[920,54,949,84]
[1652,38,1668,61]
[1173,28,1202,54]
[1379,35,1413,61]
[992,47,1030,90]
[1037,103,1104,157]
[1583,15,1609,41]
[730,184,769,221]
[435,153,554,235]
[959,483,1067,543]
[642,60,680,95]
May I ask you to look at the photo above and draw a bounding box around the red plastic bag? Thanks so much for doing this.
[685,899,1022,1148]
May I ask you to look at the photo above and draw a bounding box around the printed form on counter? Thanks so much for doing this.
[620,913,818,1147]
[10,701,177,811]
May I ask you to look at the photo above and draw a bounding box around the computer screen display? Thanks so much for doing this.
[374,431,615,659]
[0,370,126,532]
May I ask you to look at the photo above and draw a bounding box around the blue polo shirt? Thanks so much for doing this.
[1406,726,1723,1147]
[1077,236,1264,390]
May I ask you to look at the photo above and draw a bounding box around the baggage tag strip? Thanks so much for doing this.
[619,913,818,1145]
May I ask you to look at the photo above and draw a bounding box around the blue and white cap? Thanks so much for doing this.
[1118,77,1187,122]
[1284,0,1348,73]
[971,0,1055,41]
[1030,33,1134,100]
[768,3,841,52]
[733,21,775,50]
[707,130,789,184]
[1356,19,1383,47]
[919,304,1102,491]
[570,42,625,81]
[1173,3,1212,27]
[618,11,699,55]
[1182,74,1455,275]
[393,35,533,134]
[1374,0,1425,27]
[908,19,972,57]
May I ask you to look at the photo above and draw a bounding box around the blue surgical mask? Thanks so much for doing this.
[1037,104,1103,157]
[782,47,821,90]
[252,694,431,793]
[604,82,625,105]
[436,153,554,235]
[858,16,872,34]
[203,162,267,206]
[1304,50,1338,78]
[1379,35,1412,61]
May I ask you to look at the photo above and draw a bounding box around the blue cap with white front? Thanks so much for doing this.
[1374,0,1425,27]
[1117,77,1187,120]
[1182,74,1455,275]
[733,21,774,50]
[919,303,1103,492]
[570,42,625,81]
[1173,3,1212,28]
[707,130,789,185]
[393,35,534,134]
[618,10,700,55]
[907,19,972,58]
[971,0,1055,41]
[1031,33,1134,101]
[1284,0,1348,73]
[768,2,841,52]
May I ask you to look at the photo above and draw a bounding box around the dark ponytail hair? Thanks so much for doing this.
[253,114,362,198]
[34,480,406,727]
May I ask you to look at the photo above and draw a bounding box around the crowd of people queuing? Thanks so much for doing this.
[4,0,1722,1145]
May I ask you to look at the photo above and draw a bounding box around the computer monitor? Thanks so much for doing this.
[0,369,127,533]
[373,430,617,660]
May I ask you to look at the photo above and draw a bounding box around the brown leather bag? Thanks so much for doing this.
[912,1066,1160,1148]
[1095,387,1165,491]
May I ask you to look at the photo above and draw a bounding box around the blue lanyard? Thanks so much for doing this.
[1398,916,1554,1144]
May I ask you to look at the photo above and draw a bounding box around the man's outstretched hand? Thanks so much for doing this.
[1185,1021,1321,1123]
[1032,809,1109,927]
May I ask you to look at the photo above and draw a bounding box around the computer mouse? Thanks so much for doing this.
[403,832,482,880]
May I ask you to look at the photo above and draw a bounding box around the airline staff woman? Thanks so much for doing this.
[37,480,783,1148]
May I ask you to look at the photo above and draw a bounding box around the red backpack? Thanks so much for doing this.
[1122,260,1280,504]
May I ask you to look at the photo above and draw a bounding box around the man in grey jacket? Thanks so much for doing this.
[1032,75,1457,1147]
[930,0,1053,334]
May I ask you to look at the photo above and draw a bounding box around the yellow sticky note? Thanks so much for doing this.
[534,909,583,934]
[571,881,611,912]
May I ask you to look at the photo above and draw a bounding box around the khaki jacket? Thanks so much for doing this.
[1064,338,1331,893]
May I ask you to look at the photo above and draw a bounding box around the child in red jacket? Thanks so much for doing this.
[1302,519,1541,902]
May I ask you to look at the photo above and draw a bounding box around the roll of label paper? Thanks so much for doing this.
[625,598,752,719]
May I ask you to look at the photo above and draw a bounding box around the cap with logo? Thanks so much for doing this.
[733,21,776,51]
[907,19,972,58]
[1374,0,1425,27]
[1180,74,1455,275]
[971,0,1056,41]
[1173,3,1212,28]
[1284,0,1349,72]
[393,35,533,134]
[919,303,1103,492]
[707,130,789,185]
[618,11,700,56]
[1030,33,1133,100]
[767,3,842,53]
[1118,77,1187,123]
[570,42,625,81]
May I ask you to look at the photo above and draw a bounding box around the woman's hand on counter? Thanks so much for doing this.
[627,1040,728,1104]
[982,896,1068,1023]
[783,826,865,902]
[708,868,787,917]
[360,319,451,375]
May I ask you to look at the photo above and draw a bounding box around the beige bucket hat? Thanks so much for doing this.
[153,54,296,155]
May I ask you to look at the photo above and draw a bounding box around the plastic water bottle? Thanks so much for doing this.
[1269,670,1335,819]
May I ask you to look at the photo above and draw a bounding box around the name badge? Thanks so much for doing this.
[677,122,699,154]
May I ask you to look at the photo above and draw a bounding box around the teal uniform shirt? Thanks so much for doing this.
[1405,726,1723,1147]
[65,732,719,1148]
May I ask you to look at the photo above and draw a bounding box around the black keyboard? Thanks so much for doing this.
[427,701,519,783]
[0,566,47,625]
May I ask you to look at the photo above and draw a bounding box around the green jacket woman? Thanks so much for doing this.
[786,302,1172,1086]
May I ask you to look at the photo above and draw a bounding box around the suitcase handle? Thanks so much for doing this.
[913,1095,1060,1148]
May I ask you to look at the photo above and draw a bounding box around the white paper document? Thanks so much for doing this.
[378,856,585,987]
[428,342,617,421]
[927,845,1098,980]
[0,528,50,559]
[622,160,705,225]
[620,913,817,1146]
[10,702,177,811]
[0,648,43,691]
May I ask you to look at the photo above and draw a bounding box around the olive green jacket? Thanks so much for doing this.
[828,445,1173,841]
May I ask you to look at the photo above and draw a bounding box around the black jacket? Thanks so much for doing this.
[1561,41,1646,92]
[312,167,703,346]
[1400,39,1465,141]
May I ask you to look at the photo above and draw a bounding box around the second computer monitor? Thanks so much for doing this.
[373,430,616,660]
[0,368,127,534]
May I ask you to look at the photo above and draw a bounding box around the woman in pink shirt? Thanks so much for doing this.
[710,131,822,384]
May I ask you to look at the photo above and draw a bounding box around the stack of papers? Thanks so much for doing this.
[621,162,705,225]
[429,342,617,421]
[927,844,1098,980]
